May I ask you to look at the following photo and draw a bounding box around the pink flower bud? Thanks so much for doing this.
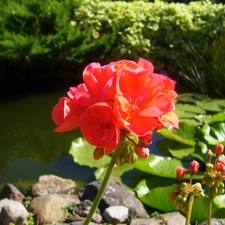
[215,144,224,157]
[215,163,225,172]
[135,145,150,158]
[176,166,186,182]
[189,160,199,177]
[139,134,152,146]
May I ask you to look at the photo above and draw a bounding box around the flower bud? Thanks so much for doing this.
[206,149,212,162]
[176,166,186,183]
[116,154,126,166]
[128,151,138,165]
[139,134,152,146]
[215,144,224,157]
[93,147,105,160]
[189,160,199,177]
[135,144,150,158]
[215,163,225,172]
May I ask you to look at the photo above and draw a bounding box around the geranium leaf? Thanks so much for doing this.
[69,137,111,168]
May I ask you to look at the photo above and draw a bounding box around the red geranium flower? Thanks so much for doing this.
[114,68,173,136]
[52,97,83,132]
[79,102,120,154]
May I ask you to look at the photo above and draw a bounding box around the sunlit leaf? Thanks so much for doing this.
[195,114,212,124]
[69,137,111,168]
[138,185,177,212]
[213,195,225,209]
[133,154,182,178]
[201,124,225,145]
[210,112,225,123]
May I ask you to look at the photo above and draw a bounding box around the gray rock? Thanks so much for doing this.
[78,177,148,218]
[31,174,76,197]
[130,212,186,225]
[0,199,28,225]
[0,183,25,203]
[103,206,129,224]
[200,218,225,225]
[27,194,71,224]
[81,210,102,223]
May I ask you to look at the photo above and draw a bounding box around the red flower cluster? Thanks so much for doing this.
[52,58,179,156]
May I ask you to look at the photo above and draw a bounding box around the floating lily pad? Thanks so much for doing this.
[69,137,111,168]
[133,154,182,178]
[176,103,206,114]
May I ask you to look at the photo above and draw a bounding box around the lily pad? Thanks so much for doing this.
[177,93,209,103]
[69,137,111,168]
[133,154,182,178]
[176,103,206,114]
[196,99,225,112]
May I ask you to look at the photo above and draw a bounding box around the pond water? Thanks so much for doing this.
[0,88,163,192]
[0,89,95,191]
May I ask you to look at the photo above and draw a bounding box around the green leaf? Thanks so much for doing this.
[195,114,212,124]
[69,137,111,168]
[191,141,208,162]
[176,103,206,114]
[169,143,194,159]
[213,195,225,209]
[156,126,196,146]
[196,99,225,112]
[191,197,209,223]
[179,118,202,126]
[133,154,182,178]
[177,93,209,104]
[175,109,197,119]
[137,183,177,212]
[210,112,225,123]
[201,124,225,145]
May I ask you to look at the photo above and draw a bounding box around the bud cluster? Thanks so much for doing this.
[169,160,204,212]
[114,132,152,166]
[202,144,225,197]
[170,181,204,212]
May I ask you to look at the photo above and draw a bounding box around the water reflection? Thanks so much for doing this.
[0,90,95,190]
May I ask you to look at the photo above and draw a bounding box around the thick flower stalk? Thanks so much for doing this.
[52,58,179,224]
[169,160,204,225]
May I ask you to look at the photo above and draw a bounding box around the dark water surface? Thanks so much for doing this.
[0,89,95,191]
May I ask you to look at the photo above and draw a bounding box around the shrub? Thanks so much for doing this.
[0,0,225,96]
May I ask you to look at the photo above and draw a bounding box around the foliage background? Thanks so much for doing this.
[0,0,225,96]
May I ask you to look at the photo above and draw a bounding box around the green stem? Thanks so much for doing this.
[208,188,213,225]
[83,147,120,225]
[186,195,195,225]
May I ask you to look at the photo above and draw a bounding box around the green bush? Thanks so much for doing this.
[0,0,225,95]
[0,0,116,81]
